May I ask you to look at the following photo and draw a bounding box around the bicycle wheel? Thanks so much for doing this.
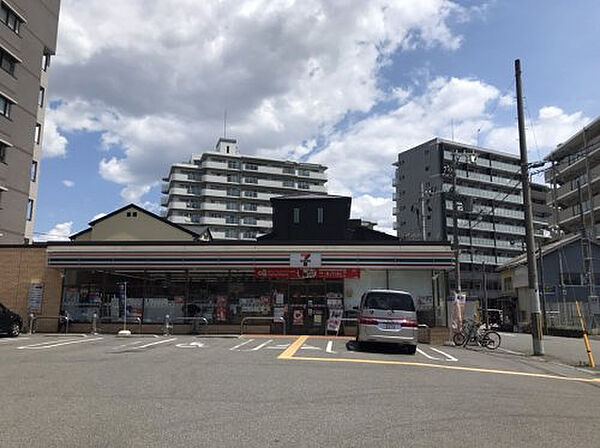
[483,331,501,350]
[453,332,466,346]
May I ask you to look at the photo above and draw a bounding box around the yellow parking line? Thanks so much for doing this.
[277,336,600,384]
[286,355,600,384]
[278,335,308,359]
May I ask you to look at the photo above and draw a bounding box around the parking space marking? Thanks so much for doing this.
[430,347,458,362]
[326,340,336,354]
[416,348,441,360]
[300,345,321,351]
[0,337,30,343]
[247,339,272,351]
[230,339,254,351]
[132,338,177,349]
[175,341,205,349]
[17,337,103,350]
[115,340,146,349]
[498,347,526,356]
[266,344,290,350]
[279,337,600,384]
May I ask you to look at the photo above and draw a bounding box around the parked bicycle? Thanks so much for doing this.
[453,319,501,350]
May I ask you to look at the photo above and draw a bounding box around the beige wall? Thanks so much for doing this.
[0,246,62,329]
[74,208,196,242]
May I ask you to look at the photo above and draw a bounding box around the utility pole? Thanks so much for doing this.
[537,240,547,334]
[482,261,489,329]
[515,58,544,355]
[452,151,461,293]
[420,182,426,240]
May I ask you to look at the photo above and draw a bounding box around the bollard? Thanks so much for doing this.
[164,314,172,336]
[28,313,34,335]
[91,312,98,335]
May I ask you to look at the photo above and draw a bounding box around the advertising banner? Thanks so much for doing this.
[28,283,43,312]
[326,309,343,332]
[254,268,360,279]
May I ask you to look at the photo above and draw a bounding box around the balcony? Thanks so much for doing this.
[169,215,191,224]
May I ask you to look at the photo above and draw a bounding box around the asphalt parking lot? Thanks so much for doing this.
[1,334,599,447]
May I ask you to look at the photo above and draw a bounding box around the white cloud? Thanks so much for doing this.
[62,179,75,187]
[41,111,68,158]
[484,106,590,157]
[37,221,73,241]
[49,0,473,202]
[351,195,395,235]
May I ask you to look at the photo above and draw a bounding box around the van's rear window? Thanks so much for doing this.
[364,292,415,311]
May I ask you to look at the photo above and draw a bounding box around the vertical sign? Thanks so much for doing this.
[28,283,43,312]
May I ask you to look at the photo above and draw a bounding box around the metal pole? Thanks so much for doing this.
[482,261,489,329]
[537,241,547,334]
[515,59,544,355]
[123,281,128,332]
[420,182,427,240]
[452,150,461,293]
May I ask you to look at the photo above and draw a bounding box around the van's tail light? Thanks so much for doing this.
[359,317,379,325]
[400,318,418,327]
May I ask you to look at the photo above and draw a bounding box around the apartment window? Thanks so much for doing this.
[227,174,239,183]
[293,207,300,224]
[283,167,295,174]
[1,3,22,34]
[298,181,309,189]
[317,207,324,224]
[244,176,258,184]
[243,230,257,239]
[34,123,41,144]
[30,160,37,182]
[0,94,12,118]
[244,190,257,197]
[226,202,239,210]
[298,169,310,177]
[225,215,239,224]
[244,203,257,211]
[42,53,50,71]
[245,163,258,170]
[282,180,295,187]
[0,48,16,75]
[226,188,240,196]
[0,142,6,163]
[244,216,257,225]
[37,86,45,107]
[561,272,581,286]
[228,160,239,169]
[26,198,34,221]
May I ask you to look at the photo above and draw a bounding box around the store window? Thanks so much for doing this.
[293,207,300,224]
[0,47,16,75]
[317,207,324,224]
[0,93,12,118]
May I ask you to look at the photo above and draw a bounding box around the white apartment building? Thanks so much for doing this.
[162,138,328,240]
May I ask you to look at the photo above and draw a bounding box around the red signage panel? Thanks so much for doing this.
[254,268,360,279]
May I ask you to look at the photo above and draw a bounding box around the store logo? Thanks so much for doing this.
[290,252,322,268]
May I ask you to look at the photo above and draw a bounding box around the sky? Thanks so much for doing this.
[35,0,600,241]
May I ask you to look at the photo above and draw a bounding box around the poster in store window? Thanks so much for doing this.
[326,309,343,332]
[292,307,305,325]
[28,283,43,313]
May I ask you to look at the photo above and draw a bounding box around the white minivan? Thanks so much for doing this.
[355,289,418,354]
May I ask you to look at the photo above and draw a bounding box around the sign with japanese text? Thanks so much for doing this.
[254,268,360,279]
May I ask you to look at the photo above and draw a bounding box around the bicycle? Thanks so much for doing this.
[453,319,501,350]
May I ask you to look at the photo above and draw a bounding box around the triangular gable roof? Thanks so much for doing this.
[70,203,209,241]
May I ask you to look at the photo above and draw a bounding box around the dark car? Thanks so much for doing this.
[0,302,23,337]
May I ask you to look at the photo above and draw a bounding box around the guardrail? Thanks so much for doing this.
[241,316,286,335]
[28,314,69,335]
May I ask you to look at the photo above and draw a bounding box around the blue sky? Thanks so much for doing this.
[35,0,600,240]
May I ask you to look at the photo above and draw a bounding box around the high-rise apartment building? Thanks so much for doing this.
[0,0,60,244]
[162,138,328,240]
[545,117,600,237]
[393,138,551,301]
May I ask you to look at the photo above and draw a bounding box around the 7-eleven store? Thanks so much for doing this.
[46,242,453,334]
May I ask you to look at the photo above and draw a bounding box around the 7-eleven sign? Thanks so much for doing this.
[290,252,322,267]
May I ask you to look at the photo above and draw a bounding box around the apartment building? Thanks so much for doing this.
[0,0,60,244]
[393,138,551,301]
[545,117,600,237]
[162,137,328,240]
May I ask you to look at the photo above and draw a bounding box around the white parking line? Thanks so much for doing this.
[0,337,30,343]
[326,341,336,354]
[115,340,146,349]
[17,338,84,348]
[266,344,290,350]
[248,339,272,351]
[416,347,441,360]
[300,345,321,351]
[230,339,254,351]
[430,347,458,362]
[133,338,177,349]
[498,347,526,356]
[18,337,103,350]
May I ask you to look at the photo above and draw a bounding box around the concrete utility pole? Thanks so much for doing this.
[451,151,461,293]
[420,182,427,240]
[515,58,544,355]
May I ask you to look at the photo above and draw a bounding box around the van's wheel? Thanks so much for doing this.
[9,323,20,337]
[404,345,417,355]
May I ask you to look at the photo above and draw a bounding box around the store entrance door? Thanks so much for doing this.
[286,280,342,335]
